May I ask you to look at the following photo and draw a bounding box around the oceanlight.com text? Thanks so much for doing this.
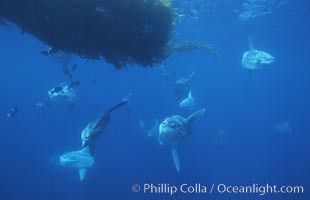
[131,183,304,196]
[217,183,304,195]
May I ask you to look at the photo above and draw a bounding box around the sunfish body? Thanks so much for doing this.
[58,146,94,181]
[48,84,76,102]
[242,37,275,73]
[179,91,196,111]
[159,108,205,172]
[81,100,128,155]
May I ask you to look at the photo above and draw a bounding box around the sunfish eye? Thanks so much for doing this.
[161,121,167,126]
[169,122,176,127]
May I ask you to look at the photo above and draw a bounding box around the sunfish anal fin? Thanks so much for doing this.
[79,168,87,181]
[171,148,180,172]
[248,37,254,51]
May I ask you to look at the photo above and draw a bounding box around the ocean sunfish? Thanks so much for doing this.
[53,146,94,181]
[174,71,194,100]
[48,83,76,103]
[179,90,196,111]
[242,37,275,73]
[81,95,130,155]
[6,106,19,118]
[158,108,205,172]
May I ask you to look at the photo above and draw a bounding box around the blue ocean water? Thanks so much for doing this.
[0,1,309,200]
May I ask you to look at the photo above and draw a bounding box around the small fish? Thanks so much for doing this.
[40,47,58,56]
[62,66,73,78]
[72,64,77,73]
[48,47,58,54]
[6,106,19,118]
[96,7,106,13]
[242,37,275,73]
[70,81,82,88]
[35,101,51,107]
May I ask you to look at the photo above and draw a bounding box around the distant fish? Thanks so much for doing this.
[72,64,78,73]
[174,71,194,100]
[242,37,275,74]
[40,47,58,56]
[51,146,94,181]
[62,65,73,78]
[35,101,51,107]
[48,84,76,103]
[159,108,206,172]
[69,81,82,88]
[275,120,292,134]
[179,91,196,111]
[96,6,106,14]
[6,106,18,118]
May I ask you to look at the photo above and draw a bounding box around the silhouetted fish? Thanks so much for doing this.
[62,66,73,78]
[40,47,58,56]
[35,101,51,107]
[6,106,19,118]
[70,81,82,88]
[72,64,77,72]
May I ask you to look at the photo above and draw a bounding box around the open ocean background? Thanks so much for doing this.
[0,0,309,199]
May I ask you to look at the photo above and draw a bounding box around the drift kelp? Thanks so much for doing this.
[0,0,174,68]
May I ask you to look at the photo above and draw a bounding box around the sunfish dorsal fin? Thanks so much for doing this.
[187,108,206,125]
[107,100,128,113]
[186,71,195,82]
[171,148,180,172]
[248,37,254,51]
[79,168,87,181]
[188,91,192,98]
